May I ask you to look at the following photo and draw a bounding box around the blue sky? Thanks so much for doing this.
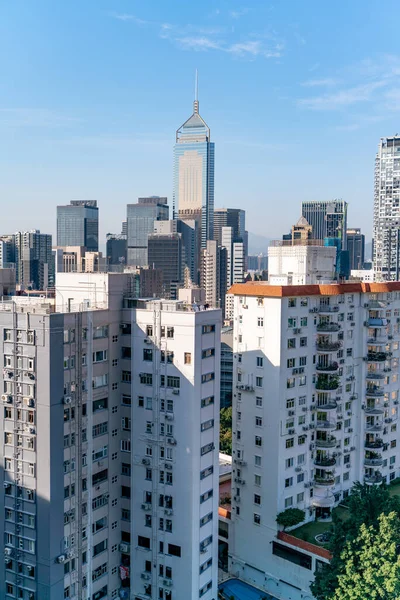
[1,1,400,248]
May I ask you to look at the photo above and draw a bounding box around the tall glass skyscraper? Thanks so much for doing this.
[173,92,214,250]
[57,200,99,251]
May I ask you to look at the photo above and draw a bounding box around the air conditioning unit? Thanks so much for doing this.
[4,557,12,565]
[165,412,174,421]
[339,359,345,364]
[141,503,151,511]
[163,579,173,587]
[364,303,369,308]
[164,508,173,516]
[56,554,66,564]
[144,339,152,344]
[119,543,130,553]
[236,459,247,466]
[164,463,172,470]
[167,437,176,445]
[142,458,151,466]
[141,572,151,580]
[63,396,72,405]
[304,482,312,488]
[293,328,301,334]
[3,482,11,488]
[172,389,180,395]
[295,467,302,472]
[4,547,13,556]
[346,463,351,469]
[309,443,315,450]
[2,395,12,403]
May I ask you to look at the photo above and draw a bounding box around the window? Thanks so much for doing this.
[288,298,296,307]
[200,512,213,527]
[122,394,131,406]
[255,455,261,466]
[298,435,306,445]
[121,440,131,452]
[300,317,307,327]
[285,457,294,468]
[288,338,296,349]
[297,473,304,483]
[256,356,263,367]
[92,375,108,389]
[143,349,153,362]
[201,396,214,408]
[287,358,295,368]
[285,496,293,508]
[299,356,307,366]
[200,489,213,503]
[92,469,108,486]
[255,416,262,427]
[255,436,262,447]
[140,373,152,385]
[93,422,108,438]
[121,417,131,431]
[201,443,214,456]
[254,493,261,505]
[201,373,214,383]
[121,323,131,335]
[257,317,264,327]
[299,376,306,386]
[200,466,213,479]
[93,350,107,363]
[201,419,214,432]
[93,398,108,412]
[300,337,307,347]
[93,539,107,557]
[285,477,293,488]
[256,377,263,387]
[202,325,215,334]
[122,371,131,383]
[168,543,181,557]
[286,438,294,448]
[138,536,151,549]
[287,377,295,389]
[253,513,261,525]
[202,348,215,359]
[184,352,192,364]
[93,326,108,339]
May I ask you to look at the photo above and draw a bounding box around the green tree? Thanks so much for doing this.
[332,512,400,600]
[219,406,232,455]
[311,483,400,600]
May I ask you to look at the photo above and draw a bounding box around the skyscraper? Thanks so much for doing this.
[373,136,400,281]
[213,208,246,248]
[173,78,214,252]
[301,200,348,250]
[201,240,227,311]
[14,230,54,289]
[148,222,183,299]
[126,198,169,266]
[57,200,99,251]
[106,233,127,267]
[347,228,365,271]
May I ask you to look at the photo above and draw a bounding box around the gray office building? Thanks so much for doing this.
[14,230,54,290]
[347,228,365,271]
[126,198,169,267]
[148,223,182,299]
[213,208,246,247]
[57,200,99,251]
[301,200,348,250]
[106,234,127,267]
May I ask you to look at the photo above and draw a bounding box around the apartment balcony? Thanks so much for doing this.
[315,376,340,391]
[317,323,341,333]
[316,400,338,410]
[367,336,388,346]
[366,372,385,380]
[364,403,385,415]
[366,351,391,362]
[318,305,339,314]
[316,361,339,373]
[364,455,383,467]
[366,422,384,432]
[316,341,342,352]
[316,420,337,431]
[364,473,383,485]
[313,475,335,487]
[366,301,387,309]
[316,436,337,448]
[314,456,336,468]
[365,318,388,328]
[365,386,385,397]
[365,438,384,449]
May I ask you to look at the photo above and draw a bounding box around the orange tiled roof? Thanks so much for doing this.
[228,281,400,298]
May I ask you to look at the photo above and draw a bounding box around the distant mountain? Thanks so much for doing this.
[248,232,270,255]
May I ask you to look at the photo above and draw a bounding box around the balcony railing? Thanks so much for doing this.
[365,439,384,449]
[314,476,335,486]
[315,376,340,391]
[314,456,336,467]
[316,437,337,448]
[366,352,390,362]
[316,420,336,430]
[317,400,337,410]
[316,362,339,372]
[318,305,339,314]
[366,372,385,380]
[316,341,342,352]
[365,318,388,327]
[366,423,383,432]
[367,336,387,345]
[364,456,383,467]
[317,323,341,332]
[364,473,383,485]
[365,387,384,397]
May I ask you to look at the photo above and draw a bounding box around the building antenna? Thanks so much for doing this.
[194,69,199,114]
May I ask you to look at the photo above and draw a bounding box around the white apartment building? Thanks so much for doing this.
[0,272,221,600]
[373,135,400,281]
[268,244,336,285]
[228,281,400,599]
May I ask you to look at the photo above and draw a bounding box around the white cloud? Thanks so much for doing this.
[229,9,249,19]
[0,109,82,128]
[175,36,223,51]
[302,78,340,87]
[111,13,148,25]
[298,81,388,110]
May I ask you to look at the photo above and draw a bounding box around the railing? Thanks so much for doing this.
[365,439,384,449]
[367,352,390,362]
[316,421,336,430]
[316,341,342,351]
[364,456,383,466]
[364,473,383,484]
[316,362,339,372]
[318,305,339,313]
[314,476,335,486]
[316,437,337,448]
[314,457,336,467]
[317,323,341,332]
[365,387,385,397]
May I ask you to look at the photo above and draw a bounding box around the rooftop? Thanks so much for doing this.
[229,281,400,298]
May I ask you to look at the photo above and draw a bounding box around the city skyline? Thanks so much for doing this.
[2,1,400,244]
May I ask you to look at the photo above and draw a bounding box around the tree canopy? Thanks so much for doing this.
[219,406,232,455]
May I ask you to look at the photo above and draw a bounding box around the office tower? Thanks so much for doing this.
[130,298,221,600]
[148,223,182,299]
[221,227,245,288]
[301,200,348,250]
[57,201,99,251]
[0,235,16,268]
[106,234,127,267]
[138,266,163,298]
[213,209,246,248]
[0,272,221,600]
[373,136,400,281]
[126,199,169,267]
[228,280,400,598]
[346,229,365,271]
[173,83,214,252]
[14,230,54,290]
[201,240,227,310]
[177,219,198,285]
[121,221,127,236]
[220,326,233,408]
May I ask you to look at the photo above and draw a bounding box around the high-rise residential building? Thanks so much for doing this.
[347,228,365,271]
[221,227,245,289]
[227,280,400,599]
[57,200,99,251]
[15,230,54,290]
[121,221,127,236]
[106,234,127,267]
[268,241,336,285]
[0,272,221,600]
[173,85,214,252]
[148,222,182,299]
[373,136,400,281]
[201,240,227,311]
[0,235,16,269]
[301,200,348,250]
[126,199,169,267]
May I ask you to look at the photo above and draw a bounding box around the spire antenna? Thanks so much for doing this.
[194,69,199,114]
